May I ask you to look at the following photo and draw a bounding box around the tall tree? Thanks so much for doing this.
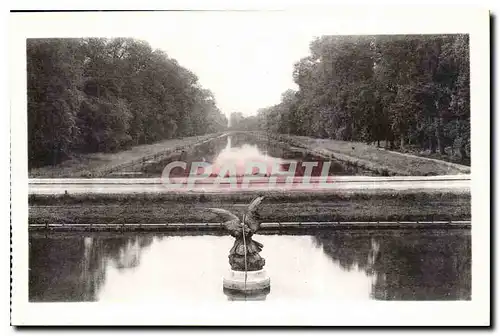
[27,38,227,168]
[27,39,84,166]
[254,34,470,163]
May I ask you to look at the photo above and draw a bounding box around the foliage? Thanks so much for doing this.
[27,38,227,168]
[239,35,470,162]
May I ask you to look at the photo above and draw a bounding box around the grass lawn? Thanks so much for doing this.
[269,134,470,176]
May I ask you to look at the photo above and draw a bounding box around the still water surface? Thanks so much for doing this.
[135,133,373,177]
[29,230,470,302]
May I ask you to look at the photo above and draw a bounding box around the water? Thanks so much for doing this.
[129,133,374,177]
[29,229,470,302]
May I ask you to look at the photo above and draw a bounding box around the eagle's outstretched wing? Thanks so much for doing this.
[206,207,239,222]
[244,196,265,233]
[206,208,245,237]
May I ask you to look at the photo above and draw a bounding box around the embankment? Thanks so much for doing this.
[259,132,470,176]
[29,189,471,231]
[29,132,226,178]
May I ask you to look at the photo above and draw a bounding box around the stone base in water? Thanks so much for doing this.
[223,269,270,293]
[223,286,270,301]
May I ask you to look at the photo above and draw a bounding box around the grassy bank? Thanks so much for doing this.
[29,190,470,224]
[264,133,470,176]
[29,133,225,178]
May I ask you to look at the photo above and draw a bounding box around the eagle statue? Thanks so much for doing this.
[207,196,266,271]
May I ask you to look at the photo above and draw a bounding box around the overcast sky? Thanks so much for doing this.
[144,33,315,117]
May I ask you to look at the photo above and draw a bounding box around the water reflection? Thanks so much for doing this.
[29,230,470,302]
[29,235,154,302]
[314,230,471,300]
[223,287,271,301]
[140,133,370,177]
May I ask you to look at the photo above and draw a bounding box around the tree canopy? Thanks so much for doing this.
[242,35,470,163]
[28,38,227,167]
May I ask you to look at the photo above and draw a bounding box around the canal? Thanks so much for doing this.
[29,229,470,302]
[29,133,470,302]
[118,132,375,178]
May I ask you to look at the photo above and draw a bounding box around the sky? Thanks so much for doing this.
[145,32,315,117]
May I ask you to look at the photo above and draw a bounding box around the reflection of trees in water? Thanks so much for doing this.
[229,134,254,148]
[29,234,154,302]
[227,134,288,158]
[316,231,375,273]
[142,133,369,177]
[140,137,229,175]
[314,230,471,300]
[188,136,229,163]
[225,135,367,176]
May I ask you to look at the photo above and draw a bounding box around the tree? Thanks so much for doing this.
[255,34,470,163]
[27,39,84,166]
[28,38,228,168]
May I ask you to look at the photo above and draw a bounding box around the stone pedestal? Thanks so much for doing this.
[223,287,270,301]
[223,269,270,293]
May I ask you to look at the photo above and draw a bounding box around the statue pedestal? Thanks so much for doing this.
[223,287,270,301]
[223,269,270,293]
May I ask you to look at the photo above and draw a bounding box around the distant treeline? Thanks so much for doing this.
[28,38,227,167]
[231,35,470,162]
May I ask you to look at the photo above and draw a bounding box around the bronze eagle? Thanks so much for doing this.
[206,196,266,271]
[206,196,265,236]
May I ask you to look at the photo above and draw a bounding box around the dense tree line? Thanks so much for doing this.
[228,111,260,131]
[246,35,470,162]
[28,38,227,167]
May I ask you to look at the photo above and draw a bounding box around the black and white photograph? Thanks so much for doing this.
[9,7,490,326]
